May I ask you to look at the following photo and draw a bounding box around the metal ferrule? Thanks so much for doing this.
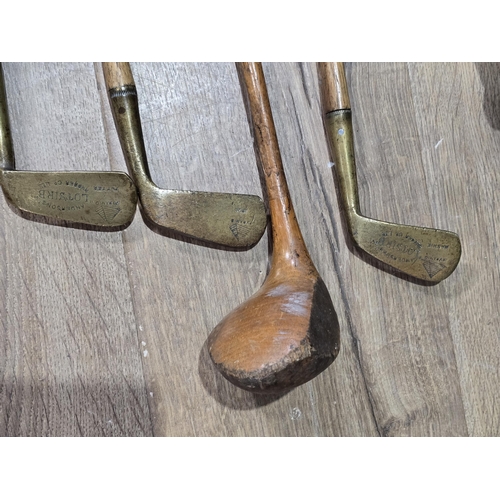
[0,64,15,171]
[108,85,153,192]
[326,109,360,221]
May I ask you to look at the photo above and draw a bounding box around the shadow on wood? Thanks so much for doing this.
[475,63,500,131]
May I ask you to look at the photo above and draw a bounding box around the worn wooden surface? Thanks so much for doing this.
[0,62,497,436]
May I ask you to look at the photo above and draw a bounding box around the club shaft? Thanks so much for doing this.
[317,62,350,112]
[237,62,310,262]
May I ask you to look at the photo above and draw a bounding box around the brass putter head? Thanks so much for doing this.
[102,62,267,248]
[319,62,461,283]
[0,64,137,227]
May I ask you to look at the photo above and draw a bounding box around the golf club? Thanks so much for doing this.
[102,62,267,248]
[207,62,340,394]
[318,62,461,282]
[0,63,138,227]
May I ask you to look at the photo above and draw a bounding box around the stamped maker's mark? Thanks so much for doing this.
[370,230,421,263]
[230,212,255,240]
[95,205,122,223]
[421,259,447,279]
[32,179,125,220]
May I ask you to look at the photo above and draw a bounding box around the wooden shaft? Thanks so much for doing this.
[317,62,350,112]
[237,62,310,263]
[102,62,135,89]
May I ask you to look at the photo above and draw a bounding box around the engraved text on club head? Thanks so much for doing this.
[368,229,421,264]
[28,179,124,217]
[35,179,91,213]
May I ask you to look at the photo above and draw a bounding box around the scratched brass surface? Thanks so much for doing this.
[0,63,498,436]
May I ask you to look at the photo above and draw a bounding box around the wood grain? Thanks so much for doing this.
[0,62,498,436]
[102,62,135,88]
[0,63,151,436]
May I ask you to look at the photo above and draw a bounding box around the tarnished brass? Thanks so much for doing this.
[0,65,14,171]
[0,63,137,227]
[104,62,267,248]
[326,109,461,282]
[1,170,137,226]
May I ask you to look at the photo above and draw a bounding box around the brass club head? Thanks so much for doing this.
[0,63,138,228]
[327,109,461,283]
[103,62,267,248]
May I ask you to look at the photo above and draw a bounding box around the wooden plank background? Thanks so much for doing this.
[0,62,497,436]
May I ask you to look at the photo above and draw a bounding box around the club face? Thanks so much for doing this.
[350,214,462,282]
[0,170,138,227]
[140,186,267,247]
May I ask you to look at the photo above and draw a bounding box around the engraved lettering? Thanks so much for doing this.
[405,233,422,248]
[64,180,89,192]
[94,185,118,192]
[427,243,449,249]
[96,200,118,206]
[37,190,89,204]
[370,231,421,263]
[40,199,85,212]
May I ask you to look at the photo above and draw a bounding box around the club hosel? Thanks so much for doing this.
[326,109,361,225]
[108,84,155,193]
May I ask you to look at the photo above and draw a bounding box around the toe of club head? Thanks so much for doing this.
[351,216,461,282]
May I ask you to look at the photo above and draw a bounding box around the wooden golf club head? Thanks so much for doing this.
[208,62,340,394]
[318,62,461,282]
[0,63,138,227]
[208,258,340,393]
[102,62,267,248]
